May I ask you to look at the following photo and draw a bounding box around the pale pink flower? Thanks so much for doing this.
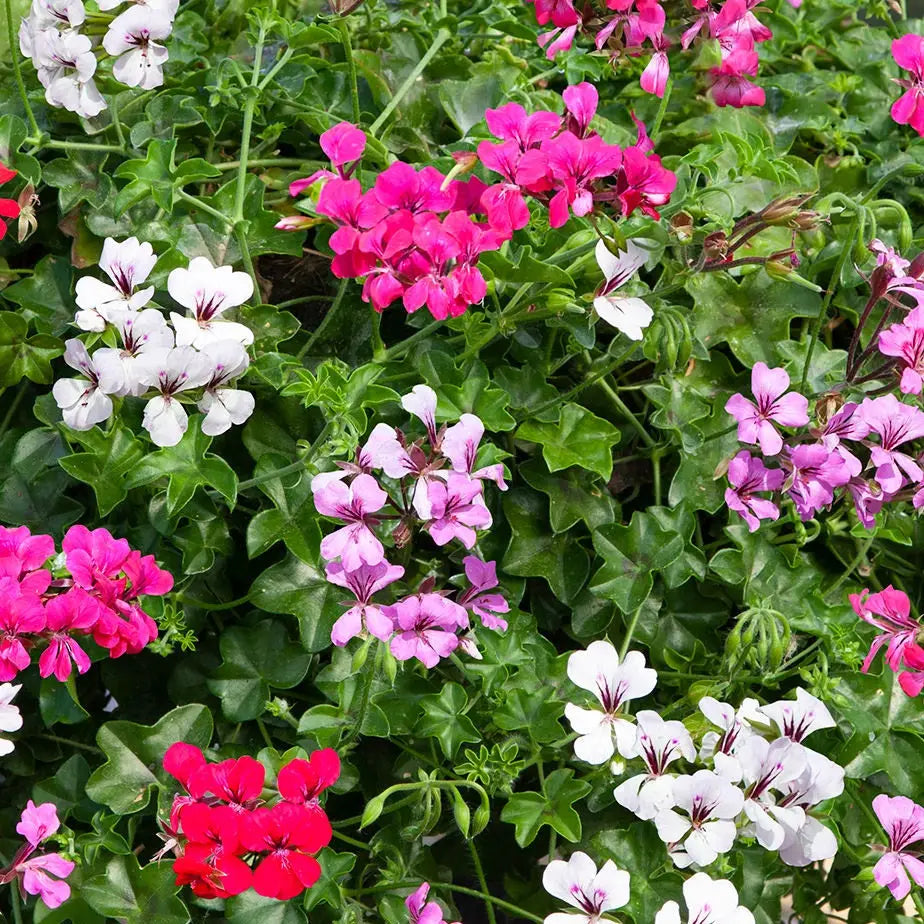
[872,794,924,900]
[312,472,388,571]
[725,362,808,456]
[326,560,403,646]
[386,593,469,668]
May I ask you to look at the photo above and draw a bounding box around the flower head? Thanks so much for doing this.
[872,794,924,900]
[725,362,808,456]
[655,872,753,924]
[542,851,630,924]
[891,34,924,136]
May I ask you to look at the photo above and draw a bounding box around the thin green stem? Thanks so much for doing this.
[238,456,309,491]
[0,383,27,439]
[441,884,544,923]
[332,829,372,850]
[619,606,643,659]
[214,157,307,171]
[257,46,294,91]
[338,18,362,125]
[109,94,127,149]
[41,138,125,153]
[800,211,861,393]
[379,319,443,362]
[10,879,23,924]
[177,189,233,226]
[824,535,875,599]
[598,377,656,448]
[370,307,385,359]
[37,733,102,755]
[296,278,351,359]
[912,890,924,920]
[233,20,267,225]
[5,0,40,140]
[369,29,452,136]
[342,656,377,747]
[177,593,251,611]
[650,76,673,138]
[468,840,497,924]
[256,718,274,750]
[234,221,260,297]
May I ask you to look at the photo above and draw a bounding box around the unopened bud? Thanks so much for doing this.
[814,392,843,426]
[909,252,924,279]
[670,211,694,243]
[328,0,365,14]
[274,214,318,231]
[791,210,822,231]
[703,231,728,261]
[761,194,812,225]
[393,519,412,548]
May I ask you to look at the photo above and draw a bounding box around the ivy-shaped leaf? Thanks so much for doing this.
[415,683,481,758]
[82,854,190,924]
[0,312,63,386]
[500,769,591,847]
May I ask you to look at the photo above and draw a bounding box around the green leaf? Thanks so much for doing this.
[227,891,308,923]
[2,255,75,335]
[590,512,686,613]
[0,114,41,183]
[519,458,617,533]
[33,755,91,818]
[303,848,356,911]
[114,139,221,212]
[438,74,503,135]
[246,461,321,563]
[500,769,591,847]
[415,682,481,758]
[0,312,63,385]
[480,247,575,288]
[123,424,237,516]
[59,425,146,517]
[43,153,116,214]
[250,554,344,652]
[85,704,213,814]
[207,619,311,721]
[518,403,621,480]
[494,686,564,743]
[82,855,190,924]
[502,488,590,604]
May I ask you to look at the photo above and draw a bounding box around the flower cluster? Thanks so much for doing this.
[282,88,674,322]
[406,882,460,924]
[872,794,924,901]
[0,523,171,686]
[0,802,74,909]
[53,237,255,447]
[564,642,844,868]
[162,743,339,901]
[18,0,178,118]
[850,585,924,697]
[522,0,777,107]
[311,384,509,666]
[540,851,752,924]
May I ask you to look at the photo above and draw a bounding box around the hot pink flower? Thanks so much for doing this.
[0,590,45,680]
[725,362,809,456]
[16,801,61,847]
[484,102,561,150]
[0,526,54,594]
[326,560,404,645]
[724,450,783,531]
[613,145,676,219]
[373,163,456,215]
[818,402,868,477]
[18,853,75,908]
[457,557,509,630]
[710,48,765,107]
[849,586,924,694]
[640,43,670,97]
[425,473,493,548]
[387,592,469,668]
[406,882,459,924]
[62,525,131,590]
[872,794,924,899]
[891,34,924,136]
[312,472,388,570]
[38,588,98,681]
[562,82,598,137]
[782,443,852,520]
[860,395,924,492]
[846,477,888,530]
[878,305,924,395]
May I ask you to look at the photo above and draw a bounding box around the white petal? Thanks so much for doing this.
[142,395,188,446]
[593,862,630,911]
[53,379,112,430]
[594,296,653,340]
[654,900,682,924]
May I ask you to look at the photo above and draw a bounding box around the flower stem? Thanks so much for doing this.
[369,29,451,136]
[597,376,656,448]
[619,606,643,659]
[177,593,251,611]
[4,0,40,140]
[37,733,102,755]
[10,880,23,924]
[338,18,362,125]
[468,840,497,924]
[650,76,673,139]
[176,189,234,225]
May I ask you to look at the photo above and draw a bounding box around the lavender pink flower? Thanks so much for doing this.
[425,473,492,548]
[725,362,809,456]
[724,450,783,532]
[783,443,852,520]
[872,794,924,899]
[457,556,509,630]
[891,34,924,136]
[386,593,470,668]
[860,395,924,493]
[326,561,404,646]
[311,472,388,570]
[878,305,924,395]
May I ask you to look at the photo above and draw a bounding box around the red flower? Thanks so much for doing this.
[189,756,266,810]
[163,742,207,790]
[278,749,341,804]
[172,803,252,899]
[239,803,332,900]
[0,163,20,241]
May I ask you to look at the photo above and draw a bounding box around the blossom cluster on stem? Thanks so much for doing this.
[162,742,339,901]
[522,0,781,106]
[310,384,510,667]
[0,524,172,701]
[53,237,256,447]
[0,802,74,909]
[281,88,674,322]
[19,0,178,118]
[564,642,844,869]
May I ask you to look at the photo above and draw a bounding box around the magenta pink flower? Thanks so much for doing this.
[849,586,924,695]
[0,590,46,681]
[16,801,61,847]
[562,82,598,137]
[122,550,173,598]
[878,305,924,395]
[725,362,809,456]
[724,450,783,532]
[62,525,131,590]
[425,473,492,548]
[4,802,74,910]
[818,403,868,477]
[289,122,367,195]
[891,35,924,136]
[782,443,852,520]
[312,472,389,570]
[406,881,459,924]
[613,144,676,220]
[640,43,670,97]
[373,163,456,215]
[860,395,924,493]
[710,48,766,107]
[326,561,404,646]
[847,477,888,530]
[387,593,469,668]
[457,557,509,630]
[39,588,98,681]
[0,526,54,594]
[440,413,484,474]
[872,794,924,900]
[484,103,561,151]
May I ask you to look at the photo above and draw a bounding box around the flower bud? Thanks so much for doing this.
[909,252,924,279]
[814,392,843,426]
[670,211,694,243]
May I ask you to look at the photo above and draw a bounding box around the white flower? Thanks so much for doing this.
[19,0,85,63]
[196,340,254,436]
[614,710,695,820]
[33,29,106,118]
[401,384,439,443]
[655,872,754,924]
[0,683,23,757]
[564,642,657,765]
[542,851,630,924]
[758,688,835,743]
[134,346,213,446]
[593,238,653,341]
[698,696,760,781]
[654,770,744,868]
[97,0,179,16]
[74,236,158,330]
[167,257,254,348]
[774,748,844,867]
[738,737,807,850]
[92,308,174,397]
[103,6,171,90]
[52,339,115,430]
